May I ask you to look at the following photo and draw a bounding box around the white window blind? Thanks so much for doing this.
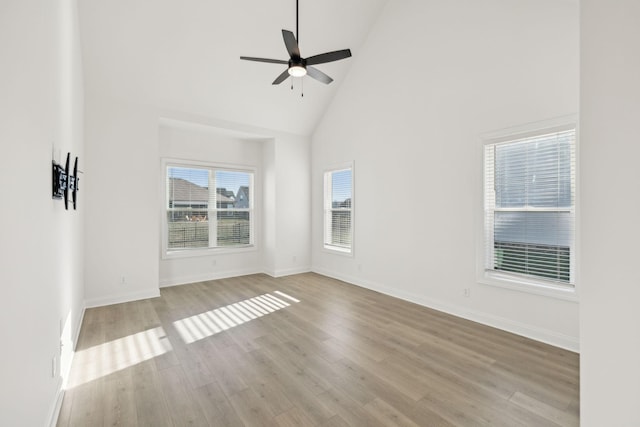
[165,164,253,253]
[484,127,576,285]
[324,167,353,252]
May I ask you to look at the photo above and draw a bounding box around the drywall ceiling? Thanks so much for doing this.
[78,0,388,135]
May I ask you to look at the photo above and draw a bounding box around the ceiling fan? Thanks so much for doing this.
[240,0,352,85]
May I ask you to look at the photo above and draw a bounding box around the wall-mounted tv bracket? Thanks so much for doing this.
[69,156,79,210]
[52,152,80,210]
[52,154,68,202]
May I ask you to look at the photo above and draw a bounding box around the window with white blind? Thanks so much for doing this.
[163,161,254,256]
[483,125,576,288]
[324,165,353,253]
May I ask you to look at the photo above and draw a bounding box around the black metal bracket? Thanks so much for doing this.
[52,152,80,210]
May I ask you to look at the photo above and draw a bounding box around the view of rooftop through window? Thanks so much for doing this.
[168,167,250,198]
[166,165,253,250]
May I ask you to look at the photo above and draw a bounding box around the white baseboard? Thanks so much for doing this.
[47,377,64,427]
[58,305,85,390]
[72,306,85,351]
[312,267,579,353]
[267,266,312,278]
[84,289,161,308]
[49,303,86,427]
[159,268,263,288]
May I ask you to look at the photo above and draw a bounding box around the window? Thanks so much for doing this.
[164,162,254,256]
[483,125,576,287]
[324,165,353,253]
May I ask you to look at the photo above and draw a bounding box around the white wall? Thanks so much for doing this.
[263,139,278,274]
[84,96,161,307]
[260,133,312,278]
[0,0,85,425]
[580,0,640,424]
[272,134,312,277]
[84,95,311,301]
[312,0,580,350]
[158,124,265,286]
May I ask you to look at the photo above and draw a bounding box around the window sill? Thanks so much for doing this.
[323,245,353,257]
[162,244,257,260]
[479,271,578,302]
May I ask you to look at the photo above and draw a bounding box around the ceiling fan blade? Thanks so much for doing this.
[240,56,288,65]
[272,69,290,85]
[306,49,352,66]
[306,66,333,85]
[282,29,300,58]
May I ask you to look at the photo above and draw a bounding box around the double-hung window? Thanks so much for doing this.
[483,124,576,288]
[164,162,254,256]
[324,165,353,253]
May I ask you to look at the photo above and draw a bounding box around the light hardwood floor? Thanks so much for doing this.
[57,273,579,426]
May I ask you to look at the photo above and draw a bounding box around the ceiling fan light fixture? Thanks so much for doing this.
[239,0,352,87]
[288,65,307,77]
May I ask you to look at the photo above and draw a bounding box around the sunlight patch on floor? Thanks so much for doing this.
[66,326,172,388]
[173,291,300,344]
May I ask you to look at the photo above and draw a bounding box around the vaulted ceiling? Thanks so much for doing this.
[78,0,388,135]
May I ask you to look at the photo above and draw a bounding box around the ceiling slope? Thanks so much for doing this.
[78,0,387,135]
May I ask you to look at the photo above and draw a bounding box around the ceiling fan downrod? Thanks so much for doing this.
[239,0,352,87]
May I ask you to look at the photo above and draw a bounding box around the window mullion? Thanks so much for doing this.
[208,169,217,248]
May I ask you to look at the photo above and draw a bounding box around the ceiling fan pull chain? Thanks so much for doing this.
[301,78,304,97]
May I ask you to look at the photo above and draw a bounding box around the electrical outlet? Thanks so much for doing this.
[211,259,217,267]
[464,288,471,297]
[292,255,297,263]
[120,276,126,285]
[357,264,363,272]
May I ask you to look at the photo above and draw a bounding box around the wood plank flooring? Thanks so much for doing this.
[57,273,579,426]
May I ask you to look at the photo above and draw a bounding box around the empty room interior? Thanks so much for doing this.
[2,0,640,426]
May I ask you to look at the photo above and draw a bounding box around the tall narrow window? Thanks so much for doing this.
[324,166,353,253]
[484,126,576,286]
[165,162,254,255]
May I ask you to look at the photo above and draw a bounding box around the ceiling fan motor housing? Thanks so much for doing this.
[240,3,351,87]
[289,57,307,70]
[289,57,306,68]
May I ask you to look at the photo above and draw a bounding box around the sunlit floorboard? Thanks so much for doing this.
[57,273,579,426]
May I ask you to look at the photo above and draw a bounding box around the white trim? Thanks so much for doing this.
[160,158,258,260]
[478,115,579,299]
[479,271,578,302]
[267,266,312,278]
[161,157,258,173]
[84,289,161,309]
[323,161,354,256]
[47,377,64,427]
[60,305,86,389]
[159,268,262,288]
[480,114,578,142]
[48,305,86,427]
[71,306,85,352]
[163,244,258,260]
[322,245,353,257]
[312,267,580,353]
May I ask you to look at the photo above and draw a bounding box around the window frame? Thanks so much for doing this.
[161,158,257,259]
[477,116,579,301]
[323,162,354,256]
